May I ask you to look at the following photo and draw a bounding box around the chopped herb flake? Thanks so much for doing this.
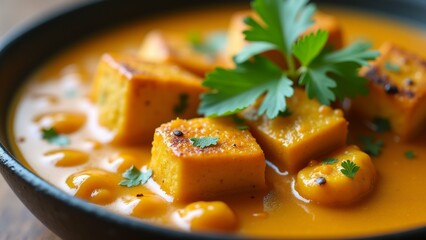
[232,115,249,130]
[278,108,292,118]
[188,31,227,57]
[119,166,152,187]
[190,137,219,149]
[404,150,416,159]
[41,128,70,147]
[359,136,383,157]
[174,93,189,114]
[372,117,391,133]
[340,160,360,179]
[322,158,337,165]
[232,115,245,124]
[237,125,249,130]
[384,61,400,73]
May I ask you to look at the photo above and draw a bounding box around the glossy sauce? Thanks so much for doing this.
[9,5,426,238]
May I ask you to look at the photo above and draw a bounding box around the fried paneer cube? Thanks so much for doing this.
[91,54,205,144]
[151,118,266,201]
[221,10,343,67]
[138,31,226,76]
[240,88,348,173]
[296,145,376,205]
[352,42,426,139]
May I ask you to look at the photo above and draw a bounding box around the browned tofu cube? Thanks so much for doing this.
[151,118,266,201]
[221,10,343,67]
[352,42,426,139]
[91,54,205,144]
[240,88,348,173]
[138,31,226,76]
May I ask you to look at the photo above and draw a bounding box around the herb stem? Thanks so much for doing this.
[286,54,296,75]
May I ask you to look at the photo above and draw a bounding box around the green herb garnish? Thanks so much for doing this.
[384,61,400,73]
[198,0,379,119]
[322,158,337,165]
[340,160,360,179]
[237,125,249,130]
[190,137,219,149]
[404,150,416,159]
[188,31,227,57]
[41,128,70,147]
[372,117,391,133]
[119,166,152,187]
[232,115,249,130]
[359,136,383,157]
[174,93,189,115]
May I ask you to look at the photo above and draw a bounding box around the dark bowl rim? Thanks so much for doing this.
[0,0,425,239]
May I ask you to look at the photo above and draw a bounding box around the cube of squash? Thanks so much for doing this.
[296,145,376,205]
[239,88,348,173]
[91,54,205,144]
[221,10,343,67]
[138,31,226,76]
[151,117,266,201]
[351,42,426,139]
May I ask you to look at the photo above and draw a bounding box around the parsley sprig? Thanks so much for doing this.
[199,0,379,119]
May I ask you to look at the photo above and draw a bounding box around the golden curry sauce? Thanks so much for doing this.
[8,5,426,238]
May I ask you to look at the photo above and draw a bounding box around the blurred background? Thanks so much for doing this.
[0,1,85,239]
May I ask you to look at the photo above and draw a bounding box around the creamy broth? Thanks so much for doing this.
[9,5,426,238]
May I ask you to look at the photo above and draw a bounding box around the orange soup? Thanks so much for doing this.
[8,4,426,239]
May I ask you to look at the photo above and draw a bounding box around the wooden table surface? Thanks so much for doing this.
[0,1,84,239]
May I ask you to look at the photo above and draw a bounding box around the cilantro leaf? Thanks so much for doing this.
[359,136,383,157]
[243,0,315,56]
[199,0,379,120]
[340,160,360,179]
[199,56,293,119]
[322,158,337,165]
[190,137,219,149]
[293,30,329,66]
[41,128,70,147]
[299,65,337,105]
[372,117,391,133]
[119,166,152,187]
[299,42,378,104]
[235,42,276,64]
[404,150,416,159]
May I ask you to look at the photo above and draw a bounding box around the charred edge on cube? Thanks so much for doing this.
[121,63,140,75]
[364,67,415,98]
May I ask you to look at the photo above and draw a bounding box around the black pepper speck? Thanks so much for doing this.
[384,84,399,95]
[405,78,415,86]
[173,130,183,137]
[315,177,327,186]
